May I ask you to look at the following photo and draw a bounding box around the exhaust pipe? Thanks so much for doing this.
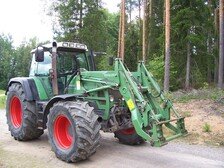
[51,42,58,95]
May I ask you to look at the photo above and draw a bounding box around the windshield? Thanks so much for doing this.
[29,50,89,77]
[57,51,89,76]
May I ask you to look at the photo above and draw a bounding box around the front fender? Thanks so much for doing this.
[42,94,81,129]
[6,77,39,101]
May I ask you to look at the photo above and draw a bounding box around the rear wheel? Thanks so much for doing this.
[47,101,101,162]
[114,127,144,145]
[6,83,43,140]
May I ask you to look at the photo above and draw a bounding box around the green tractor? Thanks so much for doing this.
[6,42,187,162]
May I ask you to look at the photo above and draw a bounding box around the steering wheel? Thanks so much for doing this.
[64,70,78,93]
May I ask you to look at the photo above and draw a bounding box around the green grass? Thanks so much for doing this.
[0,90,5,95]
[182,111,192,117]
[0,90,6,109]
[203,123,212,132]
[171,88,224,103]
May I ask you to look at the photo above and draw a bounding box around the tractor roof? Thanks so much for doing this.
[31,42,88,53]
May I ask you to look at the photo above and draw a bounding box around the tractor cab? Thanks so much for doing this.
[29,42,95,95]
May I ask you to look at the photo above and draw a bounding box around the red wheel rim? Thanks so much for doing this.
[120,128,135,135]
[54,115,73,149]
[10,96,22,128]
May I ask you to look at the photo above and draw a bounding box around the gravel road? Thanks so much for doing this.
[0,109,223,168]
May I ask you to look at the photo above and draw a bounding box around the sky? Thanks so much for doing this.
[0,0,120,47]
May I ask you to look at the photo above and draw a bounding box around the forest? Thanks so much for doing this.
[0,0,223,91]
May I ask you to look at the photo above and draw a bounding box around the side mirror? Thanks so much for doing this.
[108,57,114,66]
[35,47,44,62]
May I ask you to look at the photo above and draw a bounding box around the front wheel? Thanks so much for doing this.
[47,101,101,162]
[114,127,144,145]
[6,83,43,140]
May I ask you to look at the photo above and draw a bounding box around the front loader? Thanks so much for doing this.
[5,42,187,162]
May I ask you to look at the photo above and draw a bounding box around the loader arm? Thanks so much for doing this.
[115,59,187,146]
[69,58,187,146]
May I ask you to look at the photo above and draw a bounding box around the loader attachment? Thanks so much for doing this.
[115,59,187,147]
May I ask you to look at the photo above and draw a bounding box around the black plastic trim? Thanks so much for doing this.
[6,77,39,101]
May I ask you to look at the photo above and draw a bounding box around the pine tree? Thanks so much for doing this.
[164,0,170,92]
[218,0,224,88]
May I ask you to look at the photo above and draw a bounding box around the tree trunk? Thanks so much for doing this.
[148,0,153,59]
[185,42,191,90]
[207,0,212,83]
[138,0,142,60]
[218,0,224,88]
[118,6,122,58]
[117,0,126,61]
[96,0,99,8]
[138,0,141,22]
[164,0,170,92]
[79,0,83,28]
[214,57,219,83]
[129,2,132,22]
[207,35,212,83]
[142,0,147,62]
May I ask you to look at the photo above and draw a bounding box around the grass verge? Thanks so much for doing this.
[0,90,6,109]
[171,88,224,103]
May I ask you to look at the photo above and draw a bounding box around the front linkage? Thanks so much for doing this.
[115,59,187,146]
[72,58,187,147]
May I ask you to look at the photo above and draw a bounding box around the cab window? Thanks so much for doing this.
[29,52,51,77]
[29,50,89,77]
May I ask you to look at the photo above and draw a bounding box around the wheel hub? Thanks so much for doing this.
[54,115,74,149]
[10,96,22,128]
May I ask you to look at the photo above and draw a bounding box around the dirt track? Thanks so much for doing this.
[0,109,224,168]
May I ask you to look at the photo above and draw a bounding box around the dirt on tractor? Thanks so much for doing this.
[175,99,224,146]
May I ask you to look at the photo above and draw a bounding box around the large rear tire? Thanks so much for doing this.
[47,101,101,162]
[114,127,144,145]
[6,83,43,140]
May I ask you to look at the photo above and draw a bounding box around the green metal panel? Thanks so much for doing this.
[32,77,49,100]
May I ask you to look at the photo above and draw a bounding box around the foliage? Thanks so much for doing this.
[0,35,38,90]
[13,38,37,77]
[80,9,116,52]
[0,35,14,89]
[50,0,103,41]
[203,123,211,133]
[146,55,164,85]
[170,0,218,88]
[0,0,222,92]
[94,55,113,71]
[124,23,140,71]
[146,55,177,90]
[47,0,221,90]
